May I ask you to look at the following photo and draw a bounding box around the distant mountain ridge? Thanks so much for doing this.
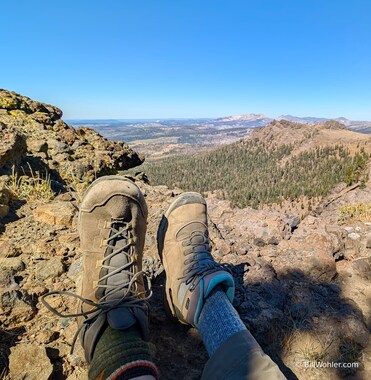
[216,113,268,122]
[278,114,371,133]
[211,113,371,133]
[68,113,371,134]
[278,115,327,124]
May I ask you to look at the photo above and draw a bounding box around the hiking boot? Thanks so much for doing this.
[157,192,234,327]
[77,175,150,362]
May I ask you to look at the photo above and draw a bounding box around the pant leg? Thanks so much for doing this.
[201,330,287,380]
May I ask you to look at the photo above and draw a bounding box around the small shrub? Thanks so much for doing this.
[6,165,54,202]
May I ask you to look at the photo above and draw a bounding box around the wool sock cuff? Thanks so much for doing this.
[88,325,158,380]
[198,285,247,357]
[106,360,158,380]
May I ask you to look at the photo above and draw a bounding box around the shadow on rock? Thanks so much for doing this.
[231,264,368,380]
[149,272,208,380]
[20,155,66,194]
[147,264,368,380]
[0,199,26,233]
[0,326,26,376]
[46,346,67,380]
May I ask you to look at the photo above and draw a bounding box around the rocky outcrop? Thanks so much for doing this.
[0,90,62,120]
[0,89,144,202]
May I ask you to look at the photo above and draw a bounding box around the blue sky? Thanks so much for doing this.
[2,0,371,119]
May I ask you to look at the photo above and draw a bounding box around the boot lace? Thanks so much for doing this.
[178,231,229,291]
[41,218,151,352]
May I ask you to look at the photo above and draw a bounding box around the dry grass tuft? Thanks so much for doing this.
[295,330,335,362]
[59,165,90,201]
[6,164,54,202]
[338,203,371,224]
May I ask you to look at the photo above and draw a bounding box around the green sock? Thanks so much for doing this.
[88,325,158,380]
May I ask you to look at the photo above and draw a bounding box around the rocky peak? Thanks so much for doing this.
[250,119,371,153]
[0,89,63,122]
[322,119,347,130]
[0,89,144,198]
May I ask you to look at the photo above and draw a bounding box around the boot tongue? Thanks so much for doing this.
[107,308,137,329]
[176,222,207,241]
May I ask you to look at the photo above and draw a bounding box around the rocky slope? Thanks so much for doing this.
[250,119,371,154]
[0,91,370,380]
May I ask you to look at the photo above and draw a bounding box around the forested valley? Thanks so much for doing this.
[140,139,369,209]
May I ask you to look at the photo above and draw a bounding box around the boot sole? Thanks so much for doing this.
[157,214,175,320]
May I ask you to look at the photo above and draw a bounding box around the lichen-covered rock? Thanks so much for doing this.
[0,95,19,111]
[27,138,48,153]
[0,89,62,120]
[0,289,35,324]
[34,258,64,280]
[0,257,25,272]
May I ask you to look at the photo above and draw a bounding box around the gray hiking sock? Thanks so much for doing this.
[198,286,247,356]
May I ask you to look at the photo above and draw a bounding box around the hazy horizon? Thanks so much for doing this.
[65,114,371,123]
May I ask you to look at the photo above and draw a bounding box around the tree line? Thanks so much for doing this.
[140,140,369,209]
